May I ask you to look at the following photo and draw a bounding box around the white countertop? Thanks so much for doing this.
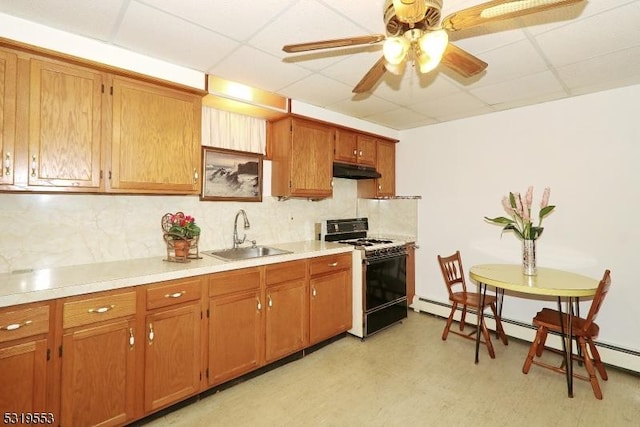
[0,241,352,308]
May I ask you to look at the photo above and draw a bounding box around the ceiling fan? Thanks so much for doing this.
[282,0,583,93]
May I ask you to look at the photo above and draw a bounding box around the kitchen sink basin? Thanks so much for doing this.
[203,245,292,261]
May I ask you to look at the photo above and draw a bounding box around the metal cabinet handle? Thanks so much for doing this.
[164,291,186,299]
[88,305,115,314]
[328,262,338,267]
[257,298,262,311]
[31,155,37,177]
[1,320,33,331]
[148,323,154,344]
[4,152,10,176]
[353,149,357,156]
[359,150,363,156]
[129,328,135,348]
[268,295,273,308]
[312,288,317,297]
[193,168,199,182]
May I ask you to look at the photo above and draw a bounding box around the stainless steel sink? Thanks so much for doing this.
[203,245,292,261]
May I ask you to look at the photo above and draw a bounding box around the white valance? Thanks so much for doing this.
[202,107,266,154]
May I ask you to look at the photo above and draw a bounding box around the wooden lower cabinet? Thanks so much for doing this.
[208,268,263,387]
[143,276,203,414]
[264,260,308,363]
[59,290,137,427]
[309,254,352,345]
[0,302,52,415]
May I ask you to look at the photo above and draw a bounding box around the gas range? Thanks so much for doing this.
[320,218,408,338]
[321,218,407,259]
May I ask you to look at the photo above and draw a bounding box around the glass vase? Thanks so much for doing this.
[522,239,537,276]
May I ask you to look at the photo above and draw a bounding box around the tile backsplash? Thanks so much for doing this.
[0,178,418,274]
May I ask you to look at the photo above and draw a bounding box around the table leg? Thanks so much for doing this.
[475,282,487,364]
[556,297,575,398]
[495,288,504,339]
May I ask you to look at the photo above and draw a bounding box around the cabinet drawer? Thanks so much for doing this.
[63,290,136,329]
[209,268,261,297]
[146,277,202,310]
[0,304,50,344]
[310,253,352,276]
[265,260,306,286]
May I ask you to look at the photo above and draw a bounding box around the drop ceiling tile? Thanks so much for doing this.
[115,1,238,71]
[320,0,387,34]
[490,91,567,112]
[141,0,297,41]
[557,45,640,95]
[318,47,384,87]
[471,71,566,105]
[208,45,311,93]
[281,74,353,107]
[0,0,124,41]
[249,1,371,58]
[471,40,549,88]
[535,2,640,68]
[409,90,489,119]
[329,95,399,119]
[365,107,437,130]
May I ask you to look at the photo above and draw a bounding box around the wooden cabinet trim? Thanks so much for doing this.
[146,277,202,311]
[0,305,50,343]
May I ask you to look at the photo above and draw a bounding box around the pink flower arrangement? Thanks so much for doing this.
[168,212,201,240]
[485,186,555,241]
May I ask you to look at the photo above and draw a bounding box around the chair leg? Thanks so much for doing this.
[523,327,545,374]
[442,302,458,341]
[586,337,608,381]
[480,317,496,359]
[489,302,508,345]
[578,337,603,399]
[459,305,467,331]
[536,327,548,357]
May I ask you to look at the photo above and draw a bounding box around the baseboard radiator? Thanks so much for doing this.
[412,296,640,374]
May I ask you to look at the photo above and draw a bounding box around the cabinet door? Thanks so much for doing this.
[208,289,263,386]
[289,118,333,198]
[309,268,352,345]
[376,140,395,197]
[356,134,377,167]
[109,76,201,194]
[144,303,201,413]
[28,58,103,189]
[265,279,307,363]
[334,128,358,164]
[0,339,48,412]
[61,318,136,427]
[0,48,17,186]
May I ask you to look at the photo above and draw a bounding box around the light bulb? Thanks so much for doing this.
[383,36,409,65]
[418,29,449,59]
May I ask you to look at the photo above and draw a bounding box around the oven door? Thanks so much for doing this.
[363,252,408,336]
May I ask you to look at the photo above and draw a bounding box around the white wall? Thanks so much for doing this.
[396,84,640,355]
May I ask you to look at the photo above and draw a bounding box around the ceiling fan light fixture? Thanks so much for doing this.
[417,52,440,73]
[418,29,448,59]
[383,36,409,65]
[392,0,427,24]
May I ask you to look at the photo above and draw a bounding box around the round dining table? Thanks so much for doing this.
[469,264,600,398]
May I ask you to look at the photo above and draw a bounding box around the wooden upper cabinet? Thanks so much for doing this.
[358,139,396,198]
[28,59,103,190]
[108,76,201,194]
[270,116,334,199]
[0,48,17,186]
[334,129,376,167]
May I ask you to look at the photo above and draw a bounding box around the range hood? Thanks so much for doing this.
[333,162,381,180]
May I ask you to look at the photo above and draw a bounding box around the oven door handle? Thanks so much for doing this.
[364,253,407,265]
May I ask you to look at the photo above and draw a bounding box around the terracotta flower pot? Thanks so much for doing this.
[173,239,191,258]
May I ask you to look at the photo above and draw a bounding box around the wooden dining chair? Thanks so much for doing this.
[437,251,508,358]
[522,269,612,399]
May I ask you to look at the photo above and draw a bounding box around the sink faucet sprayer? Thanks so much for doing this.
[233,209,250,249]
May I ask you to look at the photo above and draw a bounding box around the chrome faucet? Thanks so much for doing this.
[233,209,250,249]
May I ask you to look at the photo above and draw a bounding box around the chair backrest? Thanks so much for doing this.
[581,269,612,334]
[437,251,467,298]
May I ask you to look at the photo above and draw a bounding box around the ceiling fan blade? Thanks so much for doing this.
[353,56,387,94]
[440,43,488,78]
[283,34,386,53]
[442,0,583,32]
